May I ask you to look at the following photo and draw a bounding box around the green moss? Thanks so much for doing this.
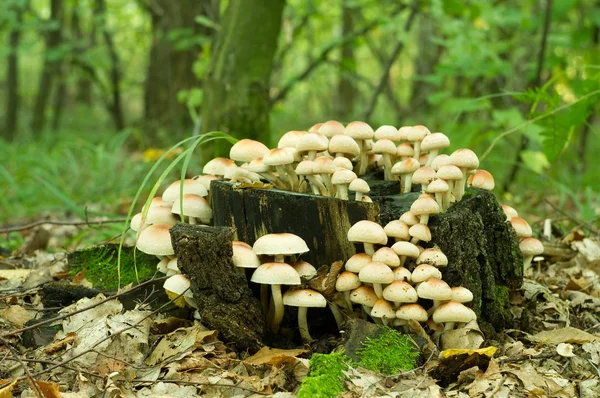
[357,326,418,375]
[68,244,157,290]
[298,352,349,398]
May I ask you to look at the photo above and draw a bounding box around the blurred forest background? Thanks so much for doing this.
[1,0,599,240]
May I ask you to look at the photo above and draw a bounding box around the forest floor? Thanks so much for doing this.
[0,215,599,397]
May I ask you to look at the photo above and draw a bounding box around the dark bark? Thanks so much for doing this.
[169,224,265,352]
[3,0,27,141]
[73,0,94,104]
[143,0,213,142]
[335,0,358,120]
[200,0,285,158]
[31,0,64,134]
[95,0,125,131]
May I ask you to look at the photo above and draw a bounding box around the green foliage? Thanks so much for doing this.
[68,244,156,290]
[297,352,349,398]
[357,327,418,375]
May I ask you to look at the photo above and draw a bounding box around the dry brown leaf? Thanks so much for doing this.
[1,305,33,328]
[32,380,62,398]
[528,327,600,344]
[244,346,307,366]
[0,379,17,398]
[146,324,218,366]
[45,332,77,354]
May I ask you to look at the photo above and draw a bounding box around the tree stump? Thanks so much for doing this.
[169,224,265,352]
[210,181,522,332]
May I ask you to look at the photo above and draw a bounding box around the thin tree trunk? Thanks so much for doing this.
[95,0,125,131]
[3,0,28,141]
[144,0,213,142]
[336,0,358,120]
[73,0,94,104]
[31,0,64,134]
[200,0,285,158]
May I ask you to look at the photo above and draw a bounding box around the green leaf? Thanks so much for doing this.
[520,150,550,174]
[195,15,220,30]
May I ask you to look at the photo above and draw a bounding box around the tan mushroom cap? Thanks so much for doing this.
[412,167,437,187]
[331,168,357,184]
[164,274,191,296]
[397,126,412,141]
[140,206,178,226]
[171,194,212,220]
[278,130,307,148]
[501,204,519,219]
[450,148,480,170]
[163,179,208,203]
[296,160,317,176]
[308,123,322,133]
[344,121,374,140]
[296,132,329,154]
[393,266,412,282]
[349,178,370,194]
[192,174,218,191]
[358,261,394,284]
[372,139,397,155]
[229,139,269,163]
[370,299,396,319]
[136,224,174,256]
[519,237,544,256]
[350,285,378,306]
[283,289,327,308]
[411,194,440,216]
[511,217,533,238]
[130,213,143,232]
[409,224,432,242]
[436,164,463,181]
[396,143,415,158]
[430,154,452,171]
[203,157,236,176]
[451,286,473,303]
[253,233,309,256]
[313,156,336,174]
[411,264,443,283]
[333,157,353,170]
[468,169,495,190]
[248,157,270,173]
[345,253,372,273]
[232,240,252,250]
[329,135,360,158]
[421,132,450,152]
[319,120,346,138]
[251,262,301,285]
[396,303,428,322]
[432,301,476,324]
[391,241,420,258]
[263,148,295,166]
[374,125,401,142]
[347,220,388,245]
[292,261,318,278]
[336,271,362,292]
[372,247,400,268]
[417,248,448,267]
[399,211,420,226]
[391,157,420,175]
[416,277,452,301]
[383,280,418,303]
[407,125,431,142]
[384,220,410,241]
[427,178,450,194]
[232,244,260,269]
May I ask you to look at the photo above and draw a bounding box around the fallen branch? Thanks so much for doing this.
[0,218,128,233]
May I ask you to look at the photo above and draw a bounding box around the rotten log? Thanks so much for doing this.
[169,224,265,352]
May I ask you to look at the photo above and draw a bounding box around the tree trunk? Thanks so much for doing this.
[336,0,358,120]
[3,0,27,141]
[143,0,213,143]
[95,0,125,131]
[73,0,94,104]
[31,0,63,134]
[200,0,285,158]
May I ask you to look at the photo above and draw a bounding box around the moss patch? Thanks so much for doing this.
[68,244,157,290]
[358,326,418,375]
[297,351,349,398]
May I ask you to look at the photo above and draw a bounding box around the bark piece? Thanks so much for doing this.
[169,223,265,352]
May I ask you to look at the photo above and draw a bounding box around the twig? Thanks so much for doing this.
[270,4,407,107]
[5,357,103,379]
[502,0,553,193]
[0,276,167,338]
[543,199,600,235]
[0,218,128,234]
[363,0,420,123]
[0,336,43,397]
[498,351,556,364]
[132,379,270,395]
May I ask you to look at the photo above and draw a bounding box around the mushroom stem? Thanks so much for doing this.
[274,254,285,263]
[383,154,392,181]
[455,169,467,201]
[306,175,327,195]
[336,184,349,200]
[328,303,343,330]
[284,164,300,192]
[271,284,285,333]
[344,292,353,311]
[373,283,383,299]
[425,150,439,167]
[523,255,534,270]
[413,142,422,161]
[259,172,286,189]
[434,193,443,210]
[444,322,455,331]
[403,174,414,194]
[381,317,390,326]
[410,237,420,245]
[275,165,292,190]
[362,305,372,318]
[188,217,197,225]
[363,243,375,256]
[320,174,335,196]
[420,215,430,225]
[427,300,444,316]
[297,306,312,341]
[354,192,362,201]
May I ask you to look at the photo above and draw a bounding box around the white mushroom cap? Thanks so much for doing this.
[393,266,412,282]
[391,241,420,259]
[412,167,437,187]
[253,233,309,256]
[283,289,327,308]
[344,121,374,140]
[136,224,174,256]
[383,281,418,303]
[296,160,317,176]
[396,143,415,158]
[397,126,412,141]
[296,132,329,154]
[192,174,218,191]
[384,220,410,241]
[251,262,301,285]
[344,253,373,273]
[374,125,401,142]
[157,258,169,274]
[347,221,388,245]
[416,277,452,301]
[519,237,544,256]
[451,286,473,303]
[421,132,450,152]
[407,125,431,142]
[468,169,495,190]
[358,261,394,284]
[171,194,212,221]
[163,179,208,203]
[141,206,179,226]
[417,248,448,267]
[203,157,236,176]
[399,211,420,226]
[263,148,295,167]
[391,158,420,175]
[333,157,353,170]
[308,123,322,133]
[430,154,452,171]
[232,240,252,249]
[164,274,192,296]
[450,148,479,170]
[349,178,370,194]
[432,301,476,324]
[319,120,346,138]
[313,156,336,174]
[167,258,179,272]
[396,303,428,322]
[329,135,360,158]
[331,169,357,185]
[232,244,260,269]
[350,285,378,306]
[436,165,463,181]
[292,261,318,278]
[370,298,396,319]
[411,264,443,283]
[409,224,431,242]
[372,247,400,268]
[411,194,440,216]
[372,139,397,155]
[426,178,450,194]
[229,139,269,163]
[278,130,307,148]
[336,271,362,292]
[501,204,519,219]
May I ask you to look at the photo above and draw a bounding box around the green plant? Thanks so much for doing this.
[357,327,418,375]
[297,351,349,398]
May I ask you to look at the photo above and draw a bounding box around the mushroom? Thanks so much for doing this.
[370,298,396,326]
[372,247,400,268]
[319,120,346,138]
[410,193,439,225]
[391,241,420,267]
[432,301,476,330]
[374,125,401,143]
[348,178,370,201]
[396,303,428,323]
[430,154,452,171]
[336,271,362,310]
[436,165,463,208]
[450,286,473,303]
[229,139,269,165]
[449,148,479,201]
[467,169,495,191]
[252,233,309,263]
[283,289,327,341]
[416,277,452,314]
[278,130,307,148]
[426,179,450,210]
[292,260,317,279]
[406,125,431,160]
[263,148,299,191]
[232,242,260,276]
[192,174,219,192]
[408,223,431,245]
[344,121,374,175]
[501,204,519,220]
[391,158,420,194]
[399,211,420,226]
[417,248,448,268]
[383,220,410,242]
[372,139,397,180]
[329,134,360,160]
[421,132,450,167]
[248,157,286,189]
[396,143,415,162]
[358,261,394,298]
[393,266,412,282]
[251,262,301,332]
[136,224,175,260]
[296,160,327,195]
[308,123,322,133]
[162,179,208,205]
[347,220,388,256]
[296,132,329,161]
[412,166,437,192]
[411,264,443,283]
[313,156,336,196]
[383,280,418,307]
[344,253,373,273]
[519,237,544,270]
[164,274,196,308]
[171,194,212,225]
[203,157,236,178]
[511,217,533,239]
[331,168,357,200]
[350,285,379,320]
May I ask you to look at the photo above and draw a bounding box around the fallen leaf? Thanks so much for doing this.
[146,324,218,366]
[0,379,17,398]
[244,347,307,366]
[32,380,61,398]
[556,343,576,357]
[1,305,33,328]
[528,327,600,344]
[441,346,497,359]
